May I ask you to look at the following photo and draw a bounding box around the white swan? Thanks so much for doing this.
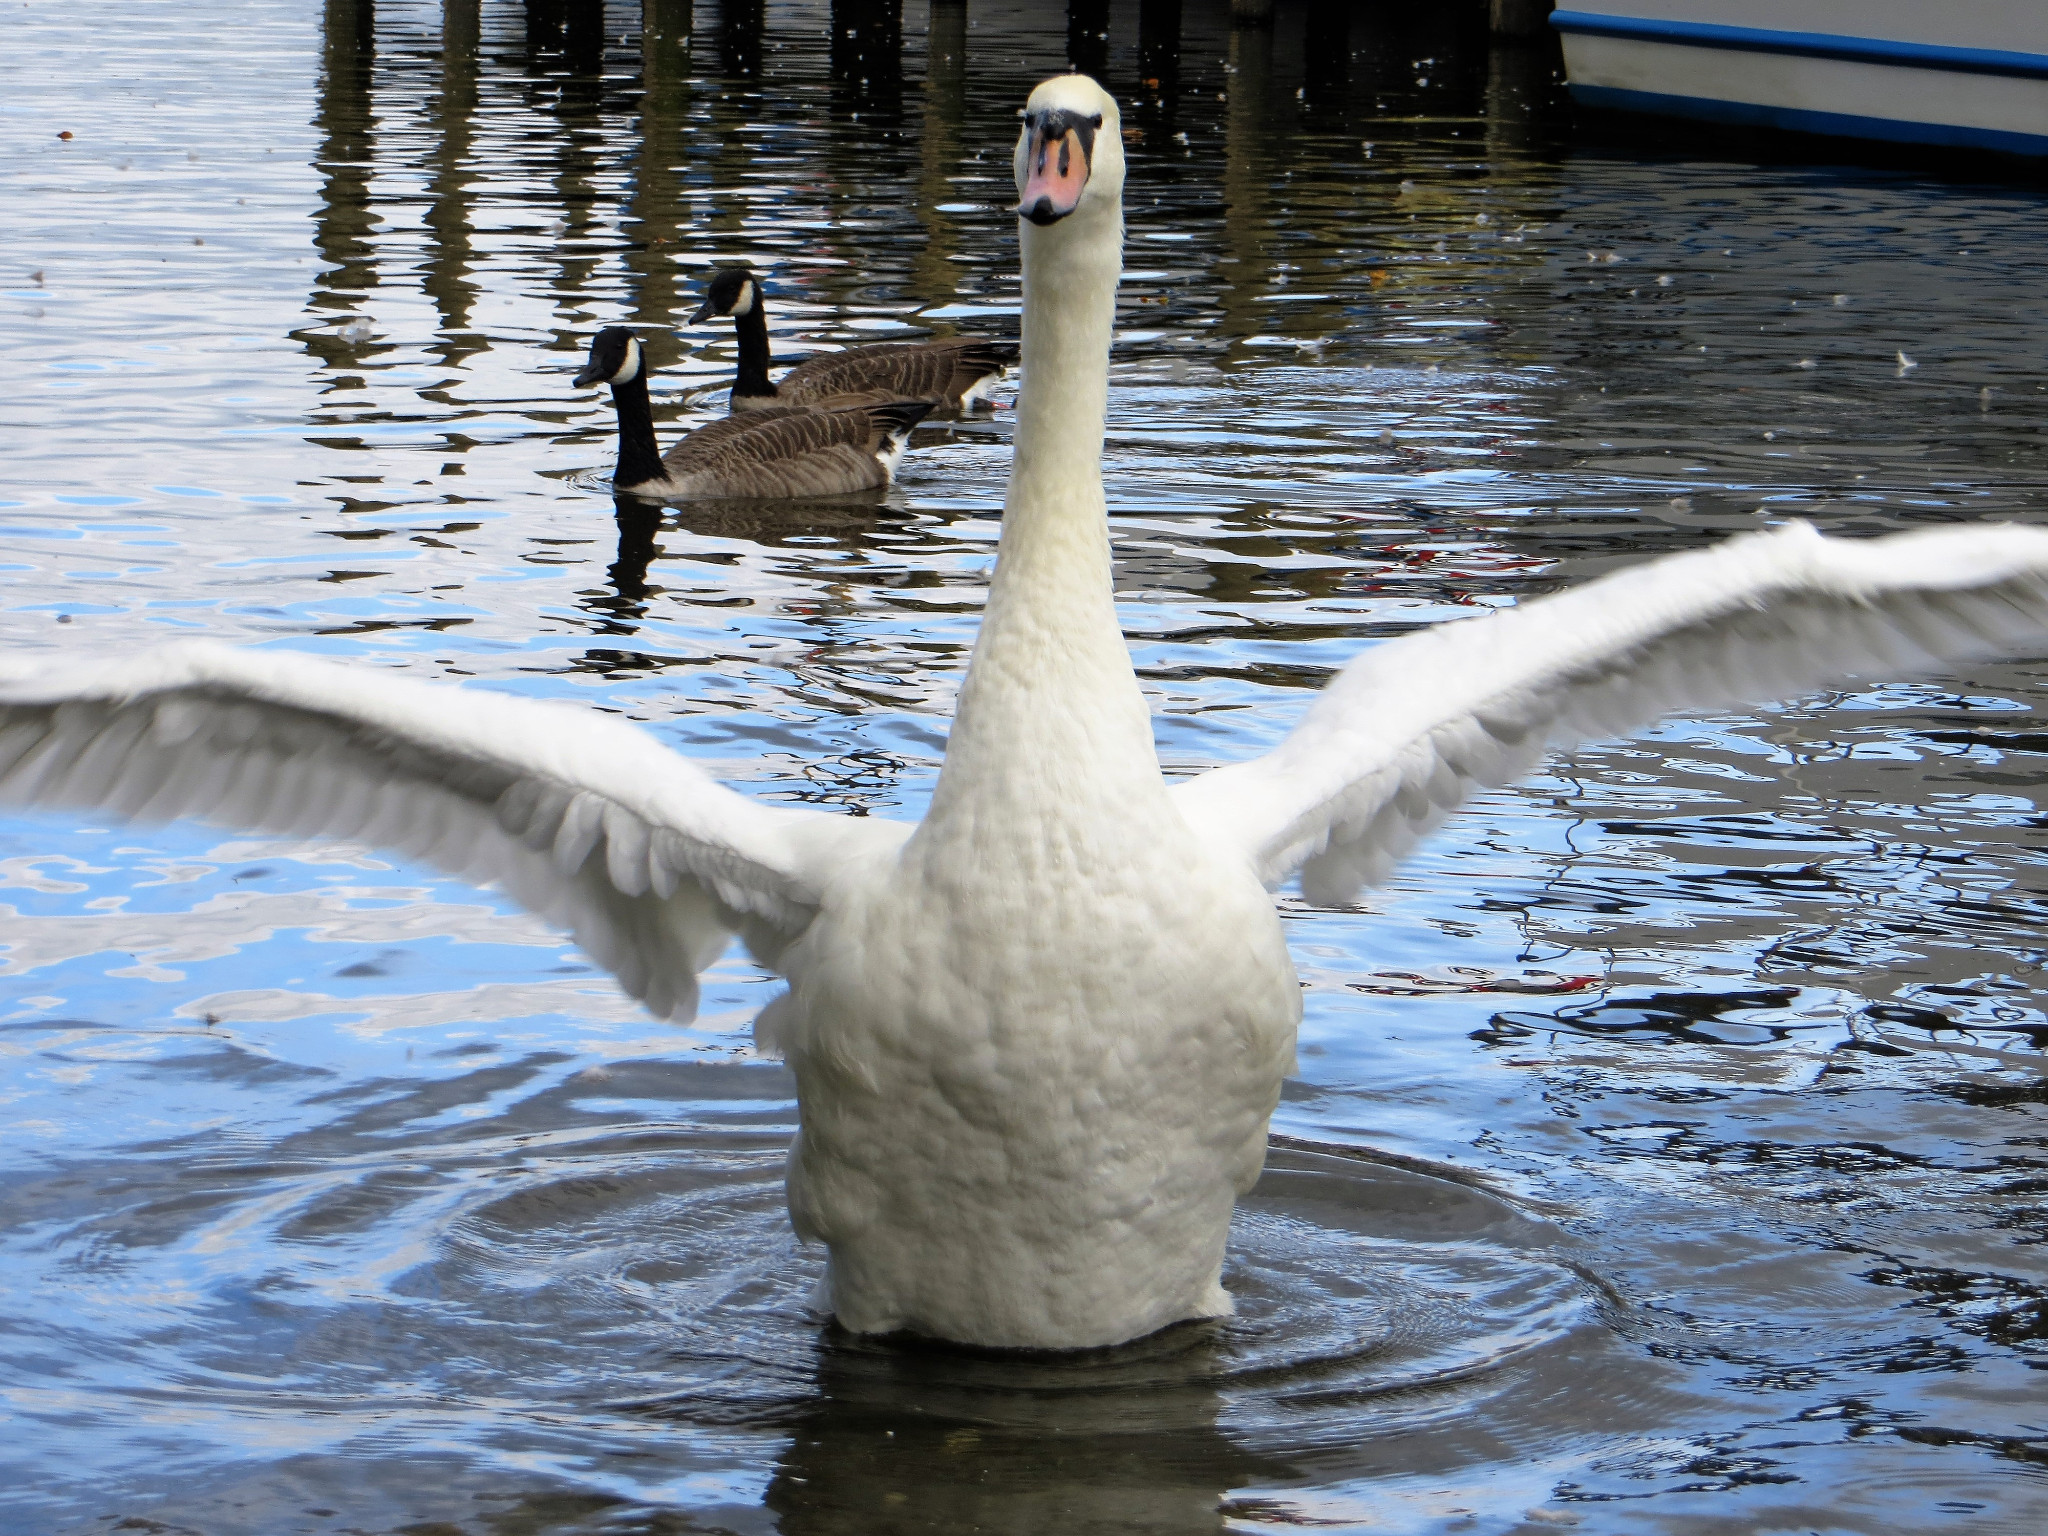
[7,75,2048,1350]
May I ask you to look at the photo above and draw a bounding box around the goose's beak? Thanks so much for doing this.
[688,298,717,323]
[1017,118,1093,226]
[572,359,607,387]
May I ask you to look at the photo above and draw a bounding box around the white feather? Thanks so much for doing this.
[0,643,892,1023]
[1173,519,2048,902]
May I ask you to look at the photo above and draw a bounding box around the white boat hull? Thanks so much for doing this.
[1553,3,2048,157]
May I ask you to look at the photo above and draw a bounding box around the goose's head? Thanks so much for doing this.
[1013,74,1123,231]
[575,326,643,388]
[690,267,760,323]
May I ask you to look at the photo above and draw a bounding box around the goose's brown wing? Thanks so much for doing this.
[653,401,933,499]
[776,339,1015,409]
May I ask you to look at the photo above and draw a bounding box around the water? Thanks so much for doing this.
[4,1,2047,1530]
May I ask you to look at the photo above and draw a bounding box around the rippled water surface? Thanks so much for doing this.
[5,1,2048,1532]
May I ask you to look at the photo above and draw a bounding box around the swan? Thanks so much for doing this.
[575,325,933,499]
[8,74,2048,1350]
[690,266,1016,414]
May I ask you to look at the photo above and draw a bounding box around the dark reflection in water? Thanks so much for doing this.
[760,1339,1264,1534]
[7,0,2048,1532]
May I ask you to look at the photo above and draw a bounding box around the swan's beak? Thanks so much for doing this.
[1016,110,1097,226]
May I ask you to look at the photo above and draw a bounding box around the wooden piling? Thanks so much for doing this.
[1489,0,1554,37]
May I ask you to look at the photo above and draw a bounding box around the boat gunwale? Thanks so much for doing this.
[1550,9,2048,82]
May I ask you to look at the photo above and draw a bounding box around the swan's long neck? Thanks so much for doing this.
[732,300,778,402]
[608,373,666,487]
[924,201,1162,830]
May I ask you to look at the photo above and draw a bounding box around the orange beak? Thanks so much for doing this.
[1017,123,1091,225]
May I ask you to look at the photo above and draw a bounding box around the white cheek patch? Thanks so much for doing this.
[611,336,642,385]
[733,280,755,316]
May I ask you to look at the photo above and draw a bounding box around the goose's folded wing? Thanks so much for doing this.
[1172,522,2048,904]
[779,340,1013,406]
[665,403,890,470]
[0,643,901,1020]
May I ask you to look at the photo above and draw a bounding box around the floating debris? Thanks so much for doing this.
[337,316,373,344]
[1796,358,1817,369]
[1586,250,1621,264]
[1833,293,1849,305]
[1897,350,1917,373]
[56,130,74,141]
[1655,273,1672,286]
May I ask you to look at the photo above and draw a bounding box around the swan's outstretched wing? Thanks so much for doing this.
[1173,522,2048,904]
[0,643,900,1020]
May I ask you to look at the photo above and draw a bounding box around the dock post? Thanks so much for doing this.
[1067,0,1109,79]
[1489,0,1554,37]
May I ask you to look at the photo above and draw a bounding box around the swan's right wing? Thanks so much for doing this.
[0,643,903,1020]
[1173,522,2048,904]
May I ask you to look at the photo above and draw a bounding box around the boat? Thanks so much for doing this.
[1551,3,2048,159]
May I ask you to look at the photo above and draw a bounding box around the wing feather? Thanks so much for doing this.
[0,642,904,1020]
[1173,522,2048,904]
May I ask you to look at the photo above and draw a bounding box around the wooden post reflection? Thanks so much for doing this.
[1067,0,1109,80]
[1301,0,1348,116]
[627,0,694,359]
[830,0,904,123]
[423,0,481,362]
[307,0,378,370]
[912,0,969,308]
[715,0,762,77]
[1135,0,1179,132]
[1218,13,1273,351]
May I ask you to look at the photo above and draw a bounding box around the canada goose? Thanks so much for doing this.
[690,266,1016,415]
[575,325,932,499]
[9,76,2048,1350]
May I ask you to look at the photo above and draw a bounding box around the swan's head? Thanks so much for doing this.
[690,267,759,324]
[1013,74,1123,230]
[574,326,643,388]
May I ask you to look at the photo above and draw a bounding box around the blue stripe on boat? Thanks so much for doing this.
[1550,10,2048,82]
[1568,84,2048,158]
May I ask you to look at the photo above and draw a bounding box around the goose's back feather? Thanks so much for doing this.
[0,643,903,1019]
[764,338,1016,414]
[1174,521,2048,904]
[633,400,933,500]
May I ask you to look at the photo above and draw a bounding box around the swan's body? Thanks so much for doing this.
[576,326,932,500]
[692,266,1016,416]
[9,77,2048,1348]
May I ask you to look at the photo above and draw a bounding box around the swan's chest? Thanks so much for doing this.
[782,801,1298,1145]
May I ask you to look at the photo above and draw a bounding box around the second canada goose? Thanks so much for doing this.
[574,326,933,500]
[690,267,1016,415]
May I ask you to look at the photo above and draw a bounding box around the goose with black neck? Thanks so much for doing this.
[691,267,1015,416]
[574,325,933,500]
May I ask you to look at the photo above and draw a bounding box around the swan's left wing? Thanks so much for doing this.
[1172,522,2048,904]
[0,643,900,1020]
